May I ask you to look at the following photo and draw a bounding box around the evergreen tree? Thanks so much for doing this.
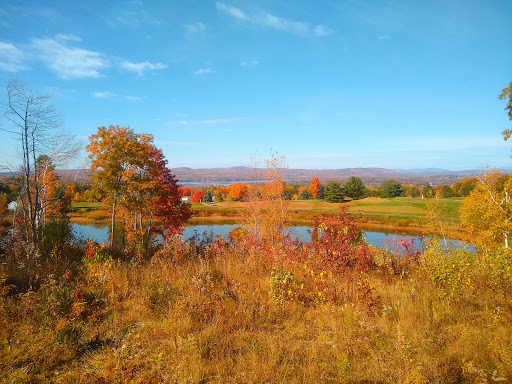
[317,184,325,199]
[203,190,213,203]
[343,176,366,200]
[379,180,404,198]
[325,181,344,202]
[299,189,310,200]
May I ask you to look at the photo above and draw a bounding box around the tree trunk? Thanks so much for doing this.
[111,201,116,247]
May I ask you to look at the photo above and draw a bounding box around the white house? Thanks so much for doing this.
[7,201,18,211]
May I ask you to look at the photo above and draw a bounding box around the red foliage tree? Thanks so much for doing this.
[178,186,192,197]
[150,148,192,236]
[191,190,205,203]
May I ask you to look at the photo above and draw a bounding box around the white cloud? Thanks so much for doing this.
[92,91,117,98]
[55,34,82,42]
[378,34,392,40]
[120,60,166,76]
[125,95,143,102]
[216,2,248,21]
[216,2,333,38]
[30,37,108,79]
[185,22,206,33]
[0,42,28,72]
[194,67,214,75]
[314,25,334,37]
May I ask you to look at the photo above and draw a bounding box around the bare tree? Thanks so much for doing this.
[1,77,79,243]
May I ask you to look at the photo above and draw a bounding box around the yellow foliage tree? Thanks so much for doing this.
[245,151,289,250]
[460,170,512,248]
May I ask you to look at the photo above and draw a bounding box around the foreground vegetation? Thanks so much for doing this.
[1,210,512,383]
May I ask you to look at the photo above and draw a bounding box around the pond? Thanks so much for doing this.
[71,223,474,252]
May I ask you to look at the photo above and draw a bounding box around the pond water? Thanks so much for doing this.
[71,223,473,252]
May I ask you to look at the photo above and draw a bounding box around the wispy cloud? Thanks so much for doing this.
[30,36,108,79]
[125,95,143,102]
[199,117,248,124]
[185,22,206,33]
[55,34,82,42]
[109,10,160,28]
[92,91,143,101]
[166,120,189,126]
[378,34,392,40]
[240,60,259,67]
[314,25,334,37]
[92,91,117,98]
[216,2,248,21]
[194,67,214,75]
[0,42,28,72]
[120,60,166,76]
[216,2,333,37]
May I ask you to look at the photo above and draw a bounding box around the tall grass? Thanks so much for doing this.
[1,216,511,383]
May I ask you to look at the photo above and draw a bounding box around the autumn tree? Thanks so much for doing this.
[87,125,190,247]
[245,150,288,249]
[343,176,365,200]
[191,190,204,203]
[229,182,248,201]
[310,177,320,199]
[1,77,78,243]
[452,177,477,197]
[150,148,192,237]
[460,170,512,248]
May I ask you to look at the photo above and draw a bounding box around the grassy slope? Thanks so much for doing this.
[1,238,511,382]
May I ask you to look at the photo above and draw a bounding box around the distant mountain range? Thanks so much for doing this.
[0,166,503,186]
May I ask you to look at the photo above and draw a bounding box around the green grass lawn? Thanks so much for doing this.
[71,197,464,222]
[71,201,106,210]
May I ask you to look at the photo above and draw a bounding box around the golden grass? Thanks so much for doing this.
[1,237,511,383]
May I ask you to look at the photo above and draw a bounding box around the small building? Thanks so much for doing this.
[181,196,190,202]
[7,201,18,211]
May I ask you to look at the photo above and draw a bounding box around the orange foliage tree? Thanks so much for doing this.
[87,125,190,247]
[229,182,248,201]
[311,177,320,199]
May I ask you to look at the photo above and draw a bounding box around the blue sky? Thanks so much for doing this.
[1,0,511,171]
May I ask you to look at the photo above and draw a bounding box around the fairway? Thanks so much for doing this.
[213,197,463,221]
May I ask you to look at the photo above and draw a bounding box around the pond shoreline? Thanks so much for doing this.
[69,213,472,243]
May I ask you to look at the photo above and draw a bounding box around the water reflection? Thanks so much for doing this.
[71,223,473,251]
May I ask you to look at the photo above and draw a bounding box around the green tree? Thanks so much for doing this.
[299,189,310,200]
[317,184,325,199]
[343,176,365,200]
[203,190,213,203]
[438,185,454,198]
[404,185,420,198]
[325,181,344,203]
[379,179,404,198]
[422,185,434,198]
[500,81,512,144]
